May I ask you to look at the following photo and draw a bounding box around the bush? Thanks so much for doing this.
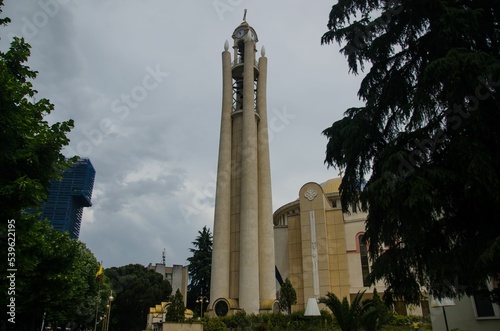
[201,309,338,331]
[205,317,227,331]
[389,314,410,326]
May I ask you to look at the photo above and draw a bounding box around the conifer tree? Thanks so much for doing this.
[278,278,297,314]
[166,289,187,323]
[322,0,500,303]
[187,226,212,310]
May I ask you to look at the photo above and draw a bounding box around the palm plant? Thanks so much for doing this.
[360,289,393,331]
[319,290,367,331]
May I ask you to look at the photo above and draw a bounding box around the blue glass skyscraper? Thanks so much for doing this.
[40,158,95,239]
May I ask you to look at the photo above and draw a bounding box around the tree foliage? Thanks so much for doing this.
[4,219,103,330]
[104,264,172,331]
[319,290,367,331]
[204,311,336,331]
[278,278,297,314]
[0,2,74,224]
[322,0,500,303]
[0,4,102,330]
[166,289,186,323]
[205,317,227,331]
[187,226,212,311]
[360,289,393,331]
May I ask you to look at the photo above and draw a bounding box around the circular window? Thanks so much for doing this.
[214,300,229,317]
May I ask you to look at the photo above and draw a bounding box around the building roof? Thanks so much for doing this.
[320,177,342,194]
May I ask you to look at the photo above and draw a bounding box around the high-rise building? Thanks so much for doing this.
[209,15,276,316]
[40,158,95,239]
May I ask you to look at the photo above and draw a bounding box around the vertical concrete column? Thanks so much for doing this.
[239,33,260,314]
[256,50,276,305]
[210,44,232,306]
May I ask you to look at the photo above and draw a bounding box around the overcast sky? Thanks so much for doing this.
[1,0,363,268]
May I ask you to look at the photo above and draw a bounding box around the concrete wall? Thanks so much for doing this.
[147,263,188,305]
[162,322,203,331]
[430,296,500,331]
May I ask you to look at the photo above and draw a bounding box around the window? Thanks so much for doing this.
[352,202,358,213]
[358,234,370,287]
[328,198,337,208]
[472,278,500,319]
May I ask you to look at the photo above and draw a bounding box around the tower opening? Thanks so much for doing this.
[237,40,245,64]
[233,78,243,111]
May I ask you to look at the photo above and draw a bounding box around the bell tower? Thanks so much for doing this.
[210,13,276,316]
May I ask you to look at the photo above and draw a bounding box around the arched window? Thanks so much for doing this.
[358,234,370,287]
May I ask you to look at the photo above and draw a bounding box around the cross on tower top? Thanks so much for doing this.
[243,9,247,22]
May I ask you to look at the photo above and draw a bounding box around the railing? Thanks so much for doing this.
[231,57,259,67]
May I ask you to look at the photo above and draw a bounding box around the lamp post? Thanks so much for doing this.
[430,296,455,331]
[102,292,114,331]
[95,314,105,331]
[101,312,107,331]
[195,296,209,319]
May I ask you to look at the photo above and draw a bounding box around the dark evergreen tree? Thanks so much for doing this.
[186,226,212,312]
[165,289,186,323]
[278,278,297,314]
[322,0,500,304]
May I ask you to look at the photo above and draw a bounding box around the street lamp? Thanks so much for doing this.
[95,314,105,331]
[195,296,209,318]
[102,292,114,331]
[101,311,107,331]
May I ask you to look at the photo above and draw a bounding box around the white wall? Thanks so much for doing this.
[430,296,500,331]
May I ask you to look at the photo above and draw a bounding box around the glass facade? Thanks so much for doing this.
[40,158,95,239]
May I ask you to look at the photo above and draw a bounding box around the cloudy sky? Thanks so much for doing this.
[1,0,363,268]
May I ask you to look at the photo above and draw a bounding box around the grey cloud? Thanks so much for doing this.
[2,0,360,267]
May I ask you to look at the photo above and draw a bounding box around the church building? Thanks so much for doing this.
[273,178,429,316]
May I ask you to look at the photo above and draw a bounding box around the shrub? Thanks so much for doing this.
[205,317,227,331]
[389,314,410,326]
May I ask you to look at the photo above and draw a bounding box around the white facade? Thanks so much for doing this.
[430,291,500,331]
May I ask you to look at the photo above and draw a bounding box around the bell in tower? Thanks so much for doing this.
[209,12,277,316]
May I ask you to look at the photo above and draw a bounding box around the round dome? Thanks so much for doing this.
[320,178,342,194]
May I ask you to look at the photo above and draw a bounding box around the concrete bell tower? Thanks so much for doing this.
[209,12,276,316]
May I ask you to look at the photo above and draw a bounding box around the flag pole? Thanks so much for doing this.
[94,262,103,331]
[93,281,101,331]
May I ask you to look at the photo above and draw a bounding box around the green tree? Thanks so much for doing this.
[11,219,102,330]
[186,226,212,312]
[360,289,393,331]
[166,289,186,323]
[105,264,172,331]
[0,2,74,224]
[278,278,297,314]
[0,4,96,329]
[319,290,366,331]
[322,0,500,304]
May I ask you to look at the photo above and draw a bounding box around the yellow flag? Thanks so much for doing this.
[95,264,103,283]
[96,265,103,277]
